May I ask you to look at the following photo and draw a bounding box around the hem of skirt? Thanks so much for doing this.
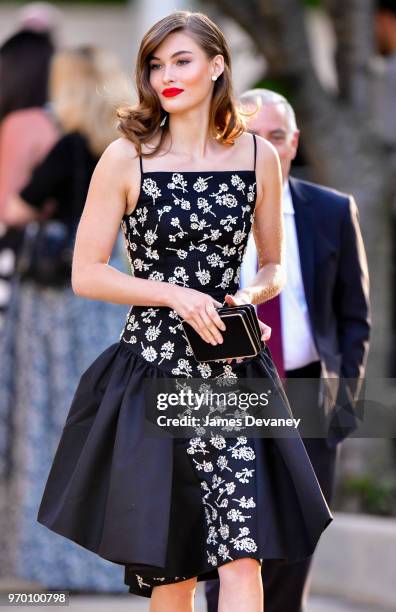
[123,553,285,598]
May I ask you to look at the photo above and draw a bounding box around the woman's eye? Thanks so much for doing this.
[177,59,190,65]
[149,63,161,70]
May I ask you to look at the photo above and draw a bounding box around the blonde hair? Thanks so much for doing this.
[50,46,131,157]
[117,10,247,157]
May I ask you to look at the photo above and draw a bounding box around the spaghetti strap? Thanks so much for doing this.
[252,133,257,171]
[139,154,144,176]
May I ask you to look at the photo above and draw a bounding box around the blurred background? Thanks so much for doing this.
[0,1,395,611]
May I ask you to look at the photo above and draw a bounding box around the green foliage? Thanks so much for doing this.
[304,0,321,7]
[250,76,293,101]
[340,474,396,516]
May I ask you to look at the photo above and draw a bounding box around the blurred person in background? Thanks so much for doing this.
[0,28,57,331]
[375,0,396,385]
[16,2,62,36]
[205,89,371,612]
[375,0,396,149]
[0,46,129,591]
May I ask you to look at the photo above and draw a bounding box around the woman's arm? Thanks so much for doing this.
[71,137,226,346]
[225,136,285,308]
[0,110,57,224]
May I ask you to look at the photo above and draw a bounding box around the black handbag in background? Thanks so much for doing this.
[16,136,86,288]
[181,303,264,362]
[16,218,77,287]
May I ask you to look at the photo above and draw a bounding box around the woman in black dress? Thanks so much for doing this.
[37,11,332,611]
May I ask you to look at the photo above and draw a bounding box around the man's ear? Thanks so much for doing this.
[291,130,300,160]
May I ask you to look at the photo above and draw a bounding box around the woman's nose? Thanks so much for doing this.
[162,64,175,84]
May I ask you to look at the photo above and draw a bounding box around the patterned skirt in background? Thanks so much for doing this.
[0,232,130,591]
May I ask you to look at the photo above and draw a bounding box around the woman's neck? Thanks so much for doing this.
[166,103,217,160]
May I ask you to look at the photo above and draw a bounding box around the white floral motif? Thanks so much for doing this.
[140,343,157,362]
[142,245,159,260]
[193,176,213,192]
[217,244,236,257]
[242,204,251,218]
[227,508,251,523]
[197,362,212,378]
[230,527,258,552]
[136,206,148,225]
[157,205,172,220]
[207,553,217,566]
[148,271,164,281]
[159,341,174,364]
[197,197,216,216]
[169,217,188,242]
[128,216,141,235]
[145,321,162,341]
[247,182,256,203]
[233,223,247,246]
[218,192,238,208]
[171,358,193,377]
[190,213,211,231]
[144,225,158,245]
[133,258,152,272]
[141,308,159,323]
[166,247,188,259]
[136,574,151,589]
[189,242,207,253]
[167,173,188,192]
[193,458,214,472]
[210,435,227,450]
[235,468,255,483]
[216,267,234,289]
[142,178,161,203]
[168,266,189,286]
[195,262,211,285]
[220,215,238,232]
[207,253,228,268]
[231,174,246,194]
[172,193,191,210]
[232,496,256,509]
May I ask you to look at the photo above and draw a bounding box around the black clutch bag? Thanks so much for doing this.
[181,303,264,362]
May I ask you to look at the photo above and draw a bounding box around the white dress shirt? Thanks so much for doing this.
[240,180,319,370]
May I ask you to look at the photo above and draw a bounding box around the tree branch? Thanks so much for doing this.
[323,0,375,110]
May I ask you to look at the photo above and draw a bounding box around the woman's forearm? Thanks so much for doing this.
[72,262,176,308]
[236,262,285,305]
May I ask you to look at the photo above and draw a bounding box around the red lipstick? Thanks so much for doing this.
[162,88,184,97]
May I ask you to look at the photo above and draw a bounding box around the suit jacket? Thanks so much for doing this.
[288,176,371,446]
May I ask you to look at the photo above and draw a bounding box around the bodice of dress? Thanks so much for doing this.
[119,168,257,377]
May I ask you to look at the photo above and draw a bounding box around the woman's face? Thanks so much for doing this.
[148,31,223,115]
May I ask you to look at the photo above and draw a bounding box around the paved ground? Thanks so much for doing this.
[0,582,385,611]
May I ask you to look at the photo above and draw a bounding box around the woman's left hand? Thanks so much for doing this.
[223,293,271,364]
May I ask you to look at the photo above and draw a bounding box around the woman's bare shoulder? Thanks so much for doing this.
[102,136,139,163]
[254,134,278,163]
[96,137,141,184]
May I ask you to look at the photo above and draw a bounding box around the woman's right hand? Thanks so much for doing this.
[167,285,226,345]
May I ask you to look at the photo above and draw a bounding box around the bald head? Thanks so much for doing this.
[240,88,300,181]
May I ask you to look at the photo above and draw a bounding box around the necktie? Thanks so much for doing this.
[257,295,285,379]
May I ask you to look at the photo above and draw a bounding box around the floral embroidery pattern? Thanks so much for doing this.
[190,436,259,567]
[119,171,256,374]
[118,169,259,595]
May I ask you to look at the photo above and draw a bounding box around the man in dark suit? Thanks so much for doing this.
[205,89,371,612]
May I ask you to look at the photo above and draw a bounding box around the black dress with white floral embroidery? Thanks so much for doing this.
[37,134,333,599]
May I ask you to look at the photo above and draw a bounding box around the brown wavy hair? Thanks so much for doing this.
[117,10,247,157]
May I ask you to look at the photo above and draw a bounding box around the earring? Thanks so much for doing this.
[160,114,167,127]
[211,75,218,81]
